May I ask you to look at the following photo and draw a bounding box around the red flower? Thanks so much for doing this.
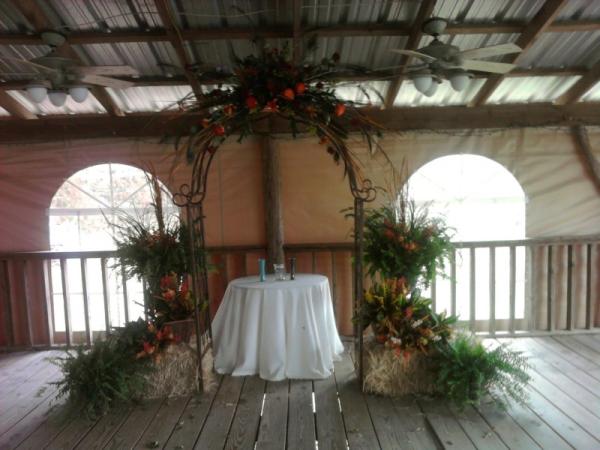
[143,341,155,355]
[405,306,414,319]
[180,278,190,296]
[162,325,174,340]
[335,103,346,117]
[266,99,278,111]
[295,82,306,95]
[163,289,176,301]
[245,96,258,110]
[160,275,171,290]
[384,229,395,239]
[282,88,295,101]
[376,334,388,344]
[213,124,225,136]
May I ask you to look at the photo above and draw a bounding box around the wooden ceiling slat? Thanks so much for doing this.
[383,0,437,109]
[0,90,37,119]
[469,0,569,107]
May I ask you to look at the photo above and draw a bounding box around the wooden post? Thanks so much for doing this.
[262,136,285,272]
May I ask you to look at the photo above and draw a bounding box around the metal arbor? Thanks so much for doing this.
[173,136,377,391]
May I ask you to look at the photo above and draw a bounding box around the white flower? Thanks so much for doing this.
[390,336,402,345]
[432,335,441,342]
[411,319,423,328]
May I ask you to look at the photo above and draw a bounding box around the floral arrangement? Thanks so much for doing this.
[359,279,456,359]
[153,272,194,325]
[173,45,383,173]
[363,197,454,290]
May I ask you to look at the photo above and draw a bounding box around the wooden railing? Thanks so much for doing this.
[1,237,599,349]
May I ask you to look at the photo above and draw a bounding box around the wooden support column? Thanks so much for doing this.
[262,137,285,272]
[572,124,600,193]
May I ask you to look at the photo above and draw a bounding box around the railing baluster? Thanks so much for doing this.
[547,245,554,332]
[120,263,129,324]
[470,247,476,332]
[489,247,496,336]
[42,259,54,346]
[1,259,14,347]
[527,246,535,331]
[59,258,72,347]
[566,245,574,331]
[330,250,337,319]
[101,257,111,335]
[450,248,457,317]
[20,259,33,347]
[509,245,516,335]
[80,258,92,346]
[585,243,593,330]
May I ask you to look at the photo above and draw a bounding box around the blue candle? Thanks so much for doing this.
[259,258,266,282]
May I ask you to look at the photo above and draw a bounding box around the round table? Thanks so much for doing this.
[212,274,344,381]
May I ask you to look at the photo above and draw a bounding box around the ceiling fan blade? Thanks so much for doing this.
[80,74,135,89]
[0,55,58,72]
[76,65,139,76]
[390,49,437,62]
[462,59,517,74]
[458,43,522,60]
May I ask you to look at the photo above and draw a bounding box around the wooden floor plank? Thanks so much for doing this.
[224,376,266,450]
[286,380,316,450]
[334,355,380,450]
[314,373,347,450]
[14,400,71,450]
[255,380,289,450]
[554,335,600,367]
[475,397,541,450]
[0,352,58,396]
[163,376,222,450]
[533,337,600,375]
[570,334,600,356]
[194,376,244,450]
[73,408,132,450]
[133,396,191,450]
[103,399,164,450]
[44,414,98,450]
[447,404,507,450]
[419,399,476,450]
[499,395,572,450]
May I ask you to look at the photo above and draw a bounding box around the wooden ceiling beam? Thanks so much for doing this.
[0,90,37,119]
[554,61,600,105]
[1,103,598,142]
[384,0,437,108]
[153,0,203,100]
[470,0,569,107]
[9,0,124,117]
[1,20,599,46]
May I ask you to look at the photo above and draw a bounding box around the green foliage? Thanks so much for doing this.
[363,199,453,289]
[355,280,456,355]
[53,319,171,417]
[433,333,531,409]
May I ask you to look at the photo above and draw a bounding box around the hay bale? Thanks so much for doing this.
[362,339,437,397]
[142,344,216,399]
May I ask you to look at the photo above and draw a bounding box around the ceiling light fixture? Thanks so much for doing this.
[25,85,90,106]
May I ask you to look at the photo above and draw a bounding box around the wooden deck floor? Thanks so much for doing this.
[2,335,600,449]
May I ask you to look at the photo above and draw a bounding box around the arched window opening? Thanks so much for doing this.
[406,155,527,327]
[48,164,178,340]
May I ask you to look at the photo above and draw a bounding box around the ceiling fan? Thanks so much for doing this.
[391,17,522,96]
[0,31,139,106]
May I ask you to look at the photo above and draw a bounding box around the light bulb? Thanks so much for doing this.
[68,85,89,103]
[48,90,67,107]
[26,84,47,103]
[413,74,432,94]
[423,81,438,97]
[449,72,470,92]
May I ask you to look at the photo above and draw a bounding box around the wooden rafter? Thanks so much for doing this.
[469,0,568,107]
[384,0,436,108]
[0,90,37,119]
[0,103,599,142]
[154,0,203,100]
[1,20,599,46]
[555,61,600,105]
[9,0,124,117]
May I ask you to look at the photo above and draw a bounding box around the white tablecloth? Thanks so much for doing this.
[212,274,344,381]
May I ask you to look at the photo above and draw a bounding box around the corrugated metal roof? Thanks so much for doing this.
[335,81,388,105]
[486,76,581,104]
[303,0,419,26]
[7,90,107,115]
[106,85,193,112]
[581,81,600,102]
[433,0,546,22]
[393,77,487,107]
[0,1,28,33]
[0,106,9,116]
[0,45,51,80]
[557,0,600,20]
[517,31,600,69]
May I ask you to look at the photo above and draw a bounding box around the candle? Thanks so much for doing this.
[259,258,266,282]
[290,257,296,280]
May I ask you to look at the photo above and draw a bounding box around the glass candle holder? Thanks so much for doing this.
[273,263,286,281]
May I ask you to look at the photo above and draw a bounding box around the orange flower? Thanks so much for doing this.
[266,99,278,111]
[213,124,226,136]
[295,82,306,95]
[405,306,414,319]
[163,289,176,301]
[335,103,346,117]
[282,88,295,101]
[245,95,258,110]
[384,228,395,239]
